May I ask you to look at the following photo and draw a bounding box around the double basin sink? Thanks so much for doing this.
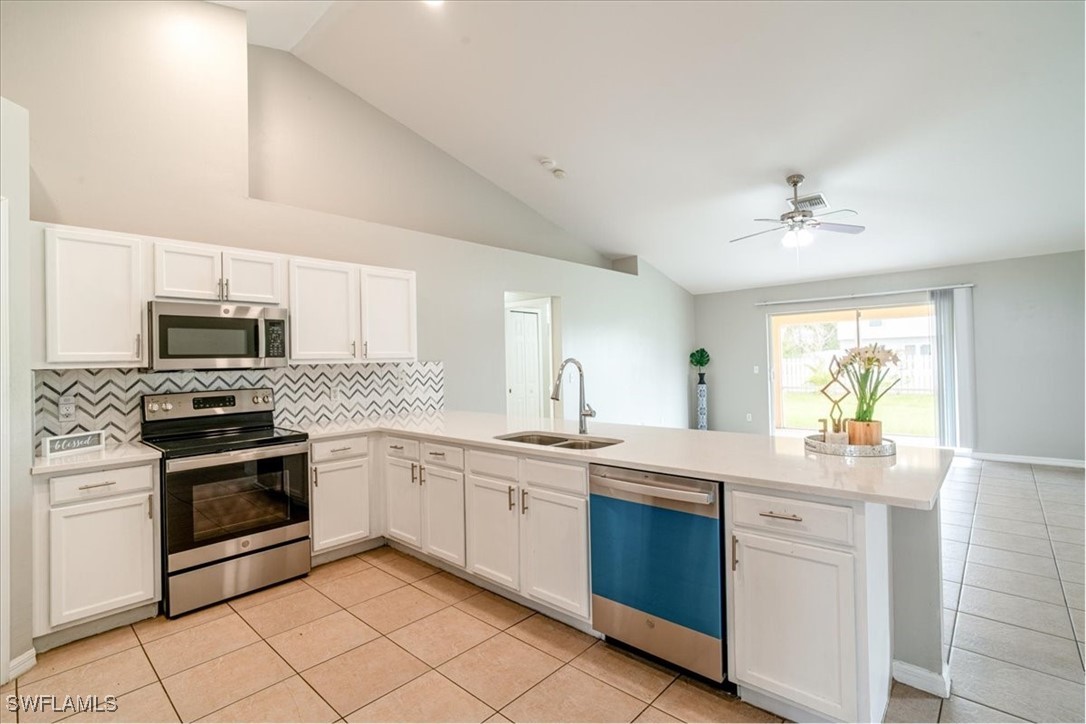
[495,431,623,450]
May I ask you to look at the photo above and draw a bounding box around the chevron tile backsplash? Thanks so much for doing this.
[34,362,444,449]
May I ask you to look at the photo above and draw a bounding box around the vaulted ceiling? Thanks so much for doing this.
[221,1,1084,293]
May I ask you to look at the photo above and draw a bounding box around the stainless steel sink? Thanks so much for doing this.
[497,432,570,446]
[495,431,623,450]
[552,439,620,450]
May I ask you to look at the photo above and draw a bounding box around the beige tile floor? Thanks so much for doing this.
[2,458,1081,723]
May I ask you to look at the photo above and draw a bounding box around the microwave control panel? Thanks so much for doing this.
[265,320,286,358]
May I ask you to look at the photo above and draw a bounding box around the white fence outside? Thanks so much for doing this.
[778,352,935,395]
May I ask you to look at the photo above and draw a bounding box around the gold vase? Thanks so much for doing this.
[847,420,882,446]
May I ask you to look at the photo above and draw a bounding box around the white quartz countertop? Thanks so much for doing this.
[32,441,162,476]
[305,411,953,510]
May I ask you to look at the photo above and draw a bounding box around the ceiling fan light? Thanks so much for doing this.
[781,227,814,248]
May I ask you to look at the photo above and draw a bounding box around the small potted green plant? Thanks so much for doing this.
[690,348,711,430]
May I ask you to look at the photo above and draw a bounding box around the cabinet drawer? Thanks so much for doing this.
[422,441,463,470]
[732,490,854,546]
[467,450,518,481]
[51,465,154,506]
[385,437,420,461]
[312,435,368,463]
[521,458,587,496]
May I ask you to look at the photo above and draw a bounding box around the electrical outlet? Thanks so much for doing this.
[59,395,76,422]
[745,413,753,422]
[329,386,340,403]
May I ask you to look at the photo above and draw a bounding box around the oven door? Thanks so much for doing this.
[149,301,283,371]
[163,442,310,573]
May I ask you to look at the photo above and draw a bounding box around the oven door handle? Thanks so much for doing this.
[165,441,310,472]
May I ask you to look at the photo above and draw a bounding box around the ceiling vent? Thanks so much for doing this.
[788,193,829,213]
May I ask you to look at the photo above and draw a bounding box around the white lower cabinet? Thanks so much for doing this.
[465,451,590,620]
[731,531,857,720]
[311,458,371,553]
[385,457,423,547]
[726,486,889,723]
[422,463,465,566]
[466,472,520,589]
[520,486,590,618]
[34,464,160,635]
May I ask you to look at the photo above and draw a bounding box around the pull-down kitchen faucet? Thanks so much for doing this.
[551,358,595,434]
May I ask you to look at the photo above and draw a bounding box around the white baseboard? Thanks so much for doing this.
[969,452,1085,469]
[9,648,36,679]
[893,659,950,697]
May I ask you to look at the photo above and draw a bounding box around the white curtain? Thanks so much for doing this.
[930,287,977,450]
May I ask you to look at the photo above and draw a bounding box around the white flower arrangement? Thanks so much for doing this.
[840,343,901,422]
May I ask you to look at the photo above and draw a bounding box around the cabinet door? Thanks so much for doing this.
[289,259,360,362]
[154,242,222,301]
[312,458,370,553]
[46,228,144,365]
[360,267,416,361]
[385,458,422,547]
[732,531,857,721]
[223,250,282,304]
[520,486,589,618]
[422,465,465,566]
[49,493,155,626]
[465,474,519,589]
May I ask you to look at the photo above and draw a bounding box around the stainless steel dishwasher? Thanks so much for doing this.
[589,464,725,682]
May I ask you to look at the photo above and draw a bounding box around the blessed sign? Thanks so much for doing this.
[44,431,105,458]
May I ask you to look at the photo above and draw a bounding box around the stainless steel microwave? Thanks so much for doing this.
[148,301,289,371]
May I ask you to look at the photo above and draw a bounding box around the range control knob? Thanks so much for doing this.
[148,402,160,412]
[262,394,272,404]
[163,402,174,412]
[252,395,261,404]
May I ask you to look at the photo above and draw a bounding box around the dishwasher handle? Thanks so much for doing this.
[593,476,715,505]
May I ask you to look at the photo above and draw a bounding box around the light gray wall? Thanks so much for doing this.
[694,252,1086,460]
[248,46,605,269]
[0,98,33,665]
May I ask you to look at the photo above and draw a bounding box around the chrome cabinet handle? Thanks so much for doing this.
[411,463,417,484]
[224,278,230,300]
[78,481,116,491]
[389,444,404,451]
[330,446,352,453]
[135,333,141,357]
[313,467,319,487]
[521,489,528,514]
[217,278,223,300]
[759,510,804,522]
[363,341,368,358]
[428,451,445,457]
[419,465,425,484]
[147,494,153,519]
[508,485,515,511]
[731,535,739,571]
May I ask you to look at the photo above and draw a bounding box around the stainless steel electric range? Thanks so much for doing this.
[141,388,311,617]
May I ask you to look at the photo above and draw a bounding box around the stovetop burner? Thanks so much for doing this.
[139,387,308,458]
[143,426,308,459]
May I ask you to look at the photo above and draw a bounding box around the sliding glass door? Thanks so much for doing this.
[770,303,939,443]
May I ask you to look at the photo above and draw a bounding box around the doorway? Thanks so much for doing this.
[504,293,558,419]
[769,303,939,443]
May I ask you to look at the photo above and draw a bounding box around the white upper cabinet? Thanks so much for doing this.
[46,227,144,365]
[289,259,360,362]
[154,243,222,301]
[154,243,282,304]
[222,250,282,304]
[360,267,417,361]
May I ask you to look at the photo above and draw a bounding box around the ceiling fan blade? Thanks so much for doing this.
[728,226,785,243]
[816,222,865,234]
[814,208,859,219]
[753,218,783,223]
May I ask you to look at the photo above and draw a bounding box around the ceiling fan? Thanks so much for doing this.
[728,174,865,247]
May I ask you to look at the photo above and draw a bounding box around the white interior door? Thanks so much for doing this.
[505,308,544,418]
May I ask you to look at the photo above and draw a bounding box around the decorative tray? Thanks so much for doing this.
[804,434,896,458]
